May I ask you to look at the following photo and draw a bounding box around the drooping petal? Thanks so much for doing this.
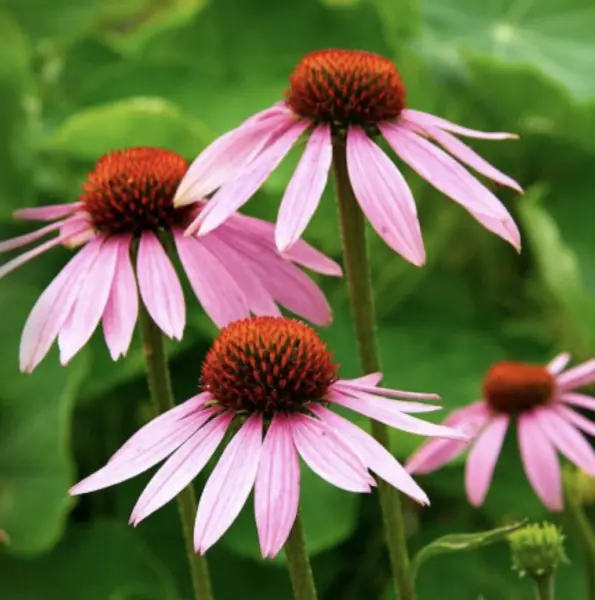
[465,414,509,506]
[174,229,249,327]
[547,352,572,375]
[556,359,595,391]
[333,378,440,400]
[312,406,429,505]
[349,372,383,387]
[275,123,332,251]
[554,405,595,437]
[401,110,518,140]
[331,385,441,414]
[280,240,342,277]
[58,238,119,365]
[290,413,372,493]
[420,126,523,193]
[346,126,425,265]
[535,408,595,476]
[329,391,467,440]
[0,220,68,253]
[559,392,595,412]
[19,239,102,373]
[200,232,280,316]
[517,411,562,510]
[136,231,185,340]
[191,120,311,236]
[14,202,83,221]
[381,123,521,251]
[254,415,300,558]
[102,235,138,360]
[131,412,233,525]
[175,108,295,204]
[406,402,490,474]
[194,414,263,554]
[110,394,209,464]
[71,404,215,495]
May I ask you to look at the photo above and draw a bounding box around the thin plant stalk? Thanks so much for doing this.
[283,511,318,600]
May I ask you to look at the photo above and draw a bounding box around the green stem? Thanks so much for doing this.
[332,141,415,600]
[566,498,595,599]
[533,575,555,600]
[139,305,214,600]
[284,511,318,600]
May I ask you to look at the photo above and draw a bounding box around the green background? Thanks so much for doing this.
[1,0,595,597]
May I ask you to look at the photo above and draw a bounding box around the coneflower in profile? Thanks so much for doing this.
[0,147,340,372]
[175,49,522,265]
[71,316,466,558]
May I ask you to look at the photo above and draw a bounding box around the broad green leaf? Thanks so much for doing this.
[421,0,595,99]
[0,520,179,600]
[411,521,526,579]
[0,283,88,555]
[42,97,210,160]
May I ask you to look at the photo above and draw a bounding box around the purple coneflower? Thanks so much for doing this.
[71,316,466,558]
[175,49,522,265]
[407,353,595,510]
[0,147,340,373]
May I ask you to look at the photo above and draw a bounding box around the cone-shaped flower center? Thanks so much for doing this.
[81,147,193,234]
[285,49,406,126]
[200,316,339,415]
[484,362,555,415]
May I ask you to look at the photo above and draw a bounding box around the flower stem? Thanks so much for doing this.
[565,495,595,599]
[284,511,318,600]
[533,575,555,600]
[332,140,415,600]
[139,305,214,600]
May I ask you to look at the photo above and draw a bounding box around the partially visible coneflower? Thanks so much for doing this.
[0,147,341,373]
[407,353,595,510]
[175,49,523,265]
[71,316,466,558]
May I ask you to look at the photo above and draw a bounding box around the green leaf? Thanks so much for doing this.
[0,520,179,600]
[421,0,595,99]
[0,283,88,555]
[411,521,526,579]
[42,97,210,160]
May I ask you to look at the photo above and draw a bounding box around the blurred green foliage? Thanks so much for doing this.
[1,0,595,597]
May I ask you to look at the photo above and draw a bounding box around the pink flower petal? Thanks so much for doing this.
[559,392,595,412]
[346,126,425,265]
[517,411,562,510]
[174,229,249,327]
[350,372,383,387]
[535,408,595,476]
[0,220,68,253]
[381,123,521,251]
[14,202,83,221]
[175,108,295,204]
[254,415,300,558]
[290,413,372,493]
[194,414,263,553]
[312,406,429,505]
[102,235,138,360]
[556,359,595,391]
[554,405,595,437]
[275,123,332,252]
[331,385,441,414]
[110,394,209,464]
[131,412,233,525]
[58,238,119,365]
[465,414,509,506]
[333,378,440,401]
[71,405,215,495]
[192,120,310,236]
[200,232,279,316]
[329,391,467,440]
[19,239,102,373]
[547,352,572,375]
[420,126,523,193]
[406,402,490,474]
[221,212,342,276]
[136,231,185,340]
[401,110,518,140]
